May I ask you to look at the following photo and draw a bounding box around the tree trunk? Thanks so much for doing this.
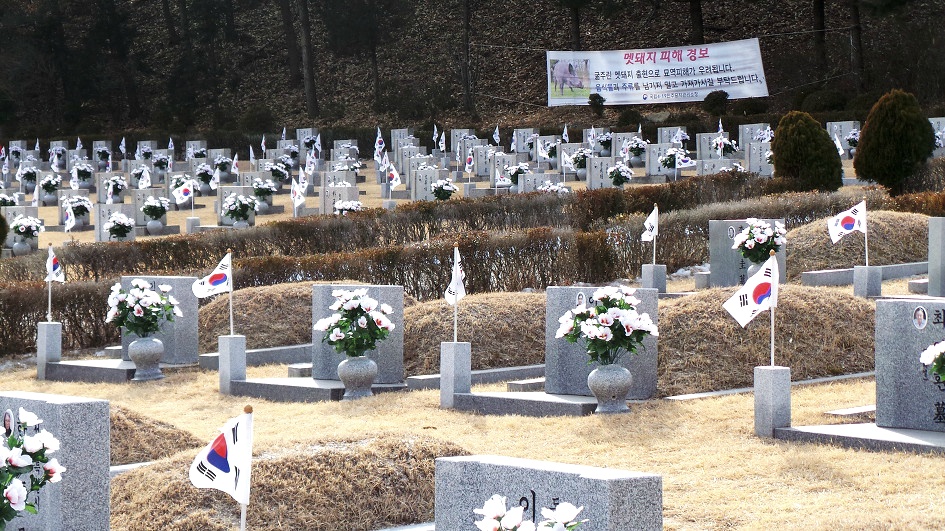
[160,0,179,41]
[812,0,828,79]
[461,0,475,114]
[570,6,581,50]
[45,0,79,125]
[689,0,705,44]
[296,0,319,117]
[176,0,191,48]
[277,0,302,87]
[222,0,236,41]
[847,0,868,90]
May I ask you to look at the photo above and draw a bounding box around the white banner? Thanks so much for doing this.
[547,38,769,106]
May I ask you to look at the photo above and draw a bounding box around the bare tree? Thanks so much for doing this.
[296,0,320,117]
[277,0,303,87]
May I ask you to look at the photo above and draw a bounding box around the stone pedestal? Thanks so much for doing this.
[440,342,471,408]
[463,182,477,197]
[641,264,667,293]
[185,216,201,234]
[219,335,246,395]
[36,321,62,380]
[754,366,791,437]
[929,218,945,297]
[853,265,882,298]
[382,200,396,210]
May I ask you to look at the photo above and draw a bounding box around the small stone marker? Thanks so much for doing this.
[440,342,471,408]
[754,366,791,437]
[435,455,662,531]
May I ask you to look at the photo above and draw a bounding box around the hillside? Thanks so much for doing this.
[1,0,943,135]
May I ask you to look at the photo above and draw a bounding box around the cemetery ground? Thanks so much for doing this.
[6,158,943,529]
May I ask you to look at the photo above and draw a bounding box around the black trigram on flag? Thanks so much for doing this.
[739,294,748,307]
[196,461,216,481]
[764,267,772,278]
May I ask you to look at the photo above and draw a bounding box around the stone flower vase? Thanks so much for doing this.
[599,147,612,157]
[232,219,250,230]
[576,168,587,180]
[11,236,32,257]
[146,219,163,236]
[746,260,763,281]
[587,363,633,414]
[629,155,644,168]
[337,355,378,400]
[129,336,164,381]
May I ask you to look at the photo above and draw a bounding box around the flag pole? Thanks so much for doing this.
[652,203,657,265]
[47,244,53,322]
[864,199,869,267]
[453,243,458,343]
[769,249,776,367]
[240,403,252,531]
[228,248,235,336]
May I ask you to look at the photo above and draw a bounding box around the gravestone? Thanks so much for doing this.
[544,286,658,399]
[520,173,561,193]
[397,145,423,174]
[535,135,559,162]
[185,140,207,155]
[319,183,359,214]
[94,203,136,242]
[472,145,494,178]
[56,189,91,226]
[407,155,435,188]
[310,284,405,384]
[696,132,728,161]
[738,123,770,158]
[0,391,110,531]
[118,275,199,365]
[875,298,945,433]
[492,153,518,187]
[697,158,736,176]
[645,143,675,178]
[610,132,642,160]
[930,118,945,159]
[412,168,447,201]
[557,143,584,177]
[583,127,611,150]
[746,142,774,176]
[391,128,414,152]
[450,129,475,157]
[217,186,255,226]
[330,147,358,161]
[708,219,787,287]
[657,126,687,145]
[825,121,860,160]
[436,455,662,531]
[131,189,169,227]
[1,206,40,247]
[929,218,945,297]
[586,156,615,190]
[513,128,539,154]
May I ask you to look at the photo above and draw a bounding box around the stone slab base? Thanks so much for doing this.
[133,225,181,237]
[774,423,945,454]
[506,378,545,392]
[452,391,645,417]
[199,343,312,370]
[406,364,545,390]
[229,378,407,402]
[909,279,929,294]
[44,360,136,383]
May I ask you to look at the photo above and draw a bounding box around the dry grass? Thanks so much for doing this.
[403,292,547,375]
[786,210,929,279]
[110,405,204,465]
[0,366,940,530]
[110,433,466,531]
[657,285,875,397]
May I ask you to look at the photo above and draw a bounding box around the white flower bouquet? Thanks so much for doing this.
[0,407,66,527]
[10,215,45,239]
[312,288,395,357]
[252,178,278,199]
[474,494,587,531]
[504,162,530,185]
[536,180,569,194]
[105,175,128,193]
[753,126,774,143]
[921,340,945,382]
[556,286,658,366]
[48,146,66,158]
[845,129,860,148]
[73,162,94,179]
[265,162,289,181]
[597,131,613,149]
[152,153,170,169]
[139,146,153,159]
[0,193,17,206]
[140,196,170,220]
[659,147,691,169]
[62,195,93,217]
[195,163,214,184]
[606,162,633,186]
[431,178,458,200]
[222,193,258,221]
[213,155,233,171]
[627,136,649,157]
[711,135,738,156]
[333,200,362,215]
[731,218,787,263]
[17,167,37,182]
[328,181,353,188]
[105,278,182,337]
[103,212,134,239]
[39,173,62,194]
[95,147,111,161]
[571,148,593,169]
[192,147,207,158]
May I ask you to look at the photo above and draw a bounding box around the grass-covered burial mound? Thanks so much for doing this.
[110,406,204,466]
[110,434,467,531]
[657,285,875,397]
[785,210,928,279]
